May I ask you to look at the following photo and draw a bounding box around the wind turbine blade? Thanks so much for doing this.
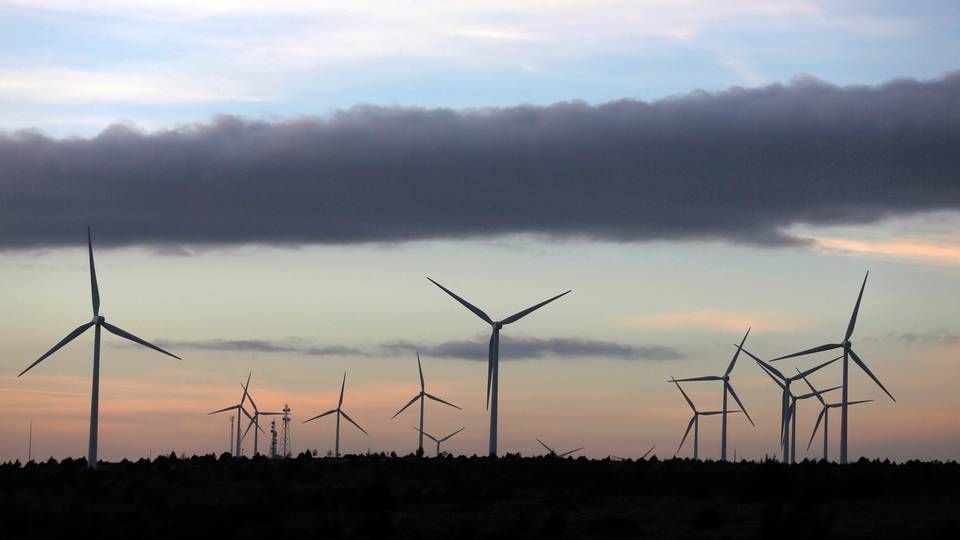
[796,385,841,400]
[845,271,868,341]
[338,371,346,407]
[208,404,238,415]
[19,321,94,377]
[771,343,842,362]
[807,408,826,451]
[501,290,572,325]
[439,427,465,442]
[241,417,255,441]
[642,445,656,459]
[87,227,100,316]
[243,388,259,413]
[339,410,368,435]
[754,359,786,389]
[239,406,254,421]
[677,416,696,455]
[302,409,337,423]
[536,438,554,454]
[417,351,425,391]
[847,399,874,406]
[725,327,751,376]
[793,355,841,381]
[560,448,583,457]
[739,347,786,380]
[670,378,697,412]
[391,394,421,419]
[849,348,895,401]
[101,322,181,360]
[258,412,284,416]
[671,375,723,382]
[412,426,439,443]
[426,277,493,324]
[726,382,754,426]
[425,392,461,410]
[797,368,826,405]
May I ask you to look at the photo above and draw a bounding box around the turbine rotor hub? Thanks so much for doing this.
[493,321,503,330]
[93,315,105,324]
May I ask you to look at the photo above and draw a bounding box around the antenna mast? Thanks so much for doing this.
[281,404,292,457]
[269,419,278,459]
[228,415,234,455]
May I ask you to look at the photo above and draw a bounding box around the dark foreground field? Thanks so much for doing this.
[2,454,957,539]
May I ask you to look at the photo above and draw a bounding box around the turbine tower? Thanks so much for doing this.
[740,349,839,463]
[414,426,465,457]
[303,372,367,458]
[427,277,570,456]
[770,272,895,464]
[672,328,755,461]
[670,378,740,460]
[536,438,584,457]
[18,227,181,469]
[391,352,461,455]
[798,371,873,461]
[209,373,253,457]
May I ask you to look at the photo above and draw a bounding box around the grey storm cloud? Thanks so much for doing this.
[2,73,959,249]
[381,337,684,361]
[147,337,682,361]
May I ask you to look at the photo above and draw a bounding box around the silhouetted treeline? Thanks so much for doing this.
[2,454,958,539]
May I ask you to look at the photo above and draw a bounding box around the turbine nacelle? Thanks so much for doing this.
[93,315,105,324]
[492,321,503,330]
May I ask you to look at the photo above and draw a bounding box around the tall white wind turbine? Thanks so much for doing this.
[670,378,740,460]
[414,426,465,457]
[740,349,839,463]
[770,272,894,464]
[797,371,873,461]
[209,373,253,457]
[391,352,461,454]
[427,278,571,457]
[536,438,583,458]
[18,227,181,469]
[672,328,755,461]
[303,372,367,458]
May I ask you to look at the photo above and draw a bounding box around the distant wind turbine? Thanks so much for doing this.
[672,328,755,462]
[670,378,740,460]
[770,272,895,464]
[303,372,367,458]
[427,277,571,456]
[413,426,465,457]
[209,373,254,457]
[797,370,873,461]
[240,387,283,456]
[391,353,461,454]
[536,438,583,458]
[18,227,181,469]
[740,349,839,463]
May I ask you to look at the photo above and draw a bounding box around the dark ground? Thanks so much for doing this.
[2,453,957,539]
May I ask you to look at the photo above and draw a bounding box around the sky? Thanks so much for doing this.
[0,0,959,463]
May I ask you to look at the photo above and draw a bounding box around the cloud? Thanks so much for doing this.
[2,74,960,249]
[149,336,681,361]
[895,331,960,347]
[382,337,684,361]
[621,310,811,334]
[810,237,960,265]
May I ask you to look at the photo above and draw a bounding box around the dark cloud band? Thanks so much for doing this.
[2,73,958,249]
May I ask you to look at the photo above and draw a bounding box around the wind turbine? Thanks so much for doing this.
[413,426,465,457]
[18,227,181,469]
[536,438,584,458]
[798,371,873,461]
[427,277,571,456]
[209,373,254,457]
[391,352,461,454]
[303,372,367,458]
[670,378,740,460]
[770,272,895,464]
[672,328,755,461]
[240,387,284,456]
[739,349,839,463]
